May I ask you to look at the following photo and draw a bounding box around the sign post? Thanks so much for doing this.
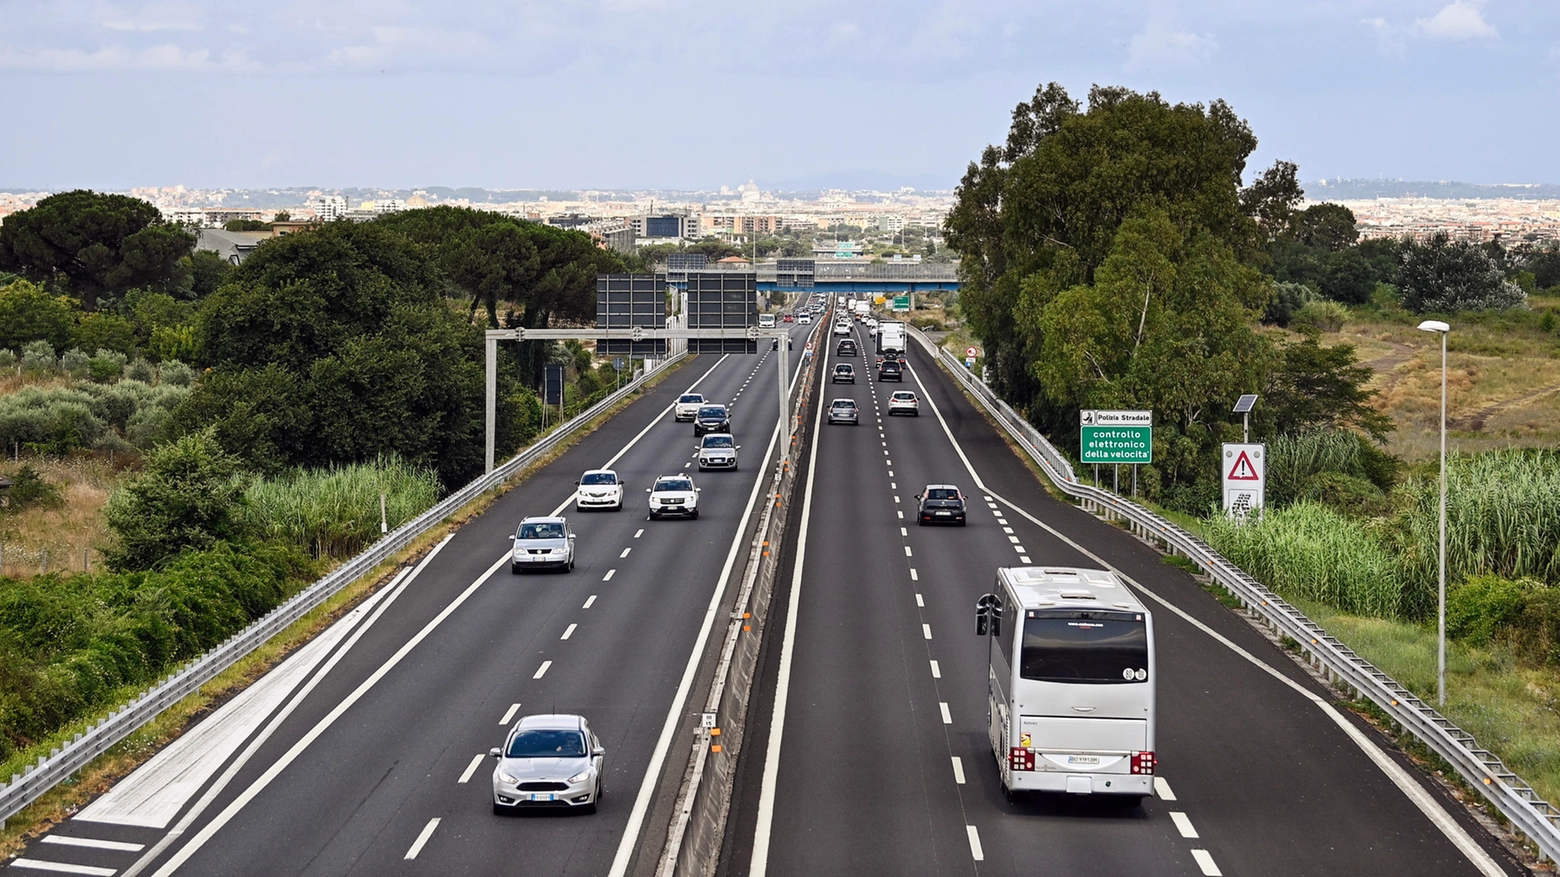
[1221,443,1266,519]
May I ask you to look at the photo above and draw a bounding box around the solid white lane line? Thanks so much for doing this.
[906,354,1508,877]
[404,817,440,860]
[603,569,616,581]
[923,623,933,640]
[909,569,918,581]
[616,345,806,877]
[1171,811,1199,838]
[905,546,913,557]
[533,660,552,679]
[583,595,597,609]
[634,529,644,538]
[940,702,952,724]
[1155,777,1177,800]
[42,836,145,852]
[619,547,631,558]
[458,753,486,784]
[1191,849,1223,876]
[965,825,984,861]
[561,623,577,640]
[10,860,116,876]
[951,757,965,784]
[930,660,941,679]
[500,703,521,725]
[915,593,924,606]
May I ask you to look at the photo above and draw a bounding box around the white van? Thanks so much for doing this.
[977,566,1155,803]
[758,313,776,329]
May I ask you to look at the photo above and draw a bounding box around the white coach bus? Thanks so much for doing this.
[976,566,1156,803]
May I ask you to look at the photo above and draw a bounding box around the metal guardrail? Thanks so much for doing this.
[657,317,825,877]
[0,350,689,827]
[911,327,1560,864]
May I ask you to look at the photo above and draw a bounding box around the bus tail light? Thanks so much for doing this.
[1130,751,1156,775]
[1008,747,1034,772]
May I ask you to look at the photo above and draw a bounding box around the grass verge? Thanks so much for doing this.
[0,357,688,854]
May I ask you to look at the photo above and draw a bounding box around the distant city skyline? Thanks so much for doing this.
[3,2,1556,191]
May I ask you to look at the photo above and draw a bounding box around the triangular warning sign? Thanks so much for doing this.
[1227,451,1260,481]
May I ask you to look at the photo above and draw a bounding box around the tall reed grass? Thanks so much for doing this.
[242,457,440,560]
[1204,501,1407,618]
[1394,449,1560,591]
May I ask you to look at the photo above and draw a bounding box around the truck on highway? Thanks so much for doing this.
[875,320,906,359]
[976,566,1156,803]
[853,300,869,319]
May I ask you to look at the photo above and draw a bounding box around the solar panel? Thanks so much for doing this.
[1233,394,1259,414]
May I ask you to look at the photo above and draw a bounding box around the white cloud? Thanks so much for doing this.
[1413,1,1498,41]
[1362,17,1405,56]
[0,43,258,72]
[1126,14,1216,71]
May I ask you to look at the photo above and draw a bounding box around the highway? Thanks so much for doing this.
[4,301,1532,877]
[720,317,1527,876]
[6,314,817,877]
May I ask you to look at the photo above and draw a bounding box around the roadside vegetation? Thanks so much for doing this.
[944,81,1560,810]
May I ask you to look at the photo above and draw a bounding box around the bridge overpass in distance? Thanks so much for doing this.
[660,258,960,295]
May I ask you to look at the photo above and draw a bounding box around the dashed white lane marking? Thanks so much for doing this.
[499,703,521,725]
[404,817,440,860]
[890,482,896,489]
[1020,556,1032,564]
[884,450,889,456]
[1191,849,1222,876]
[458,753,485,784]
[42,837,145,852]
[997,518,1008,525]
[583,595,597,609]
[922,623,933,640]
[684,462,691,468]
[881,441,887,447]
[951,757,965,784]
[561,623,577,640]
[900,527,908,536]
[897,511,904,519]
[904,546,913,557]
[915,592,924,606]
[939,702,952,724]
[1155,777,1176,800]
[894,496,900,503]
[983,495,993,501]
[1007,535,1020,544]
[533,660,552,679]
[888,470,894,477]
[603,569,617,582]
[909,569,918,581]
[987,502,998,509]
[1171,811,1199,838]
[930,660,941,678]
[10,859,116,875]
[1012,545,1025,554]
[634,529,644,538]
[965,825,984,861]
[1002,527,1014,534]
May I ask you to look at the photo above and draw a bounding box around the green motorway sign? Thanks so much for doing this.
[892,294,910,312]
[1079,409,1152,464]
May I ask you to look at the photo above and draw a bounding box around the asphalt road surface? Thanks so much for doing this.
[6,314,818,877]
[720,316,1527,877]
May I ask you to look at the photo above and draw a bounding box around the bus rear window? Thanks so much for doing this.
[1020,612,1148,684]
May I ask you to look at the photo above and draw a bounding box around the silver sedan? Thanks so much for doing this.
[827,398,859,425]
[491,714,605,814]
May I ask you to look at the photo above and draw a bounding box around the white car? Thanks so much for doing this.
[647,474,700,519]
[798,313,811,324]
[696,433,739,470]
[833,322,852,336]
[674,393,705,422]
[510,517,575,573]
[888,390,920,416]
[491,714,604,814]
[575,469,624,511]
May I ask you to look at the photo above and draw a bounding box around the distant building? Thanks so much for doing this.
[311,195,347,221]
[195,228,269,265]
[877,215,905,233]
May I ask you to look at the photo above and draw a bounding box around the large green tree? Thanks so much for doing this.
[178,221,519,488]
[0,279,75,352]
[0,190,195,310]
[1398,233,1527,313]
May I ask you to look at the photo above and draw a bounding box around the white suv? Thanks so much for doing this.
[888,391,920,416]
[647,475,700,519]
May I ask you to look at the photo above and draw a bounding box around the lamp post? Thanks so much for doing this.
[1417,319,1451,707]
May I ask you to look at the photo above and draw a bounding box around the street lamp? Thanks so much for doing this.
[1417,319,1451,707]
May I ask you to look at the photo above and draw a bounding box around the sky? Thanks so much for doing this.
[1,0,1556,192]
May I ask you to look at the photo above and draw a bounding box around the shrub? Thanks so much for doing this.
[0,279,74,352]
[0,386,108,455]
[126,359,156,383]
[1289,300,1348,335]
[1447,574,1536,647]
[158,359,195,387]
[0,350,14,370]
[72,312,137,356]
[104,429,251,571]
[1204,501,1407,618]
[89,349,127,383]
[60,348,92,379]
[242,456,441,559]
[21,340,56,374]
[0,464,63,512]
[127,405,174,450]
[1296,471,1392,518]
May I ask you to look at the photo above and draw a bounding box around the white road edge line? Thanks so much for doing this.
[905,355,1508,877]
[609,341,807,877]
[748,329,830,877]
[458,753,485,784]
[404,817,440,860]
[10,859,116,876]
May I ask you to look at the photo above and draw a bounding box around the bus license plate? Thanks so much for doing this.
[529,793,556,802]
